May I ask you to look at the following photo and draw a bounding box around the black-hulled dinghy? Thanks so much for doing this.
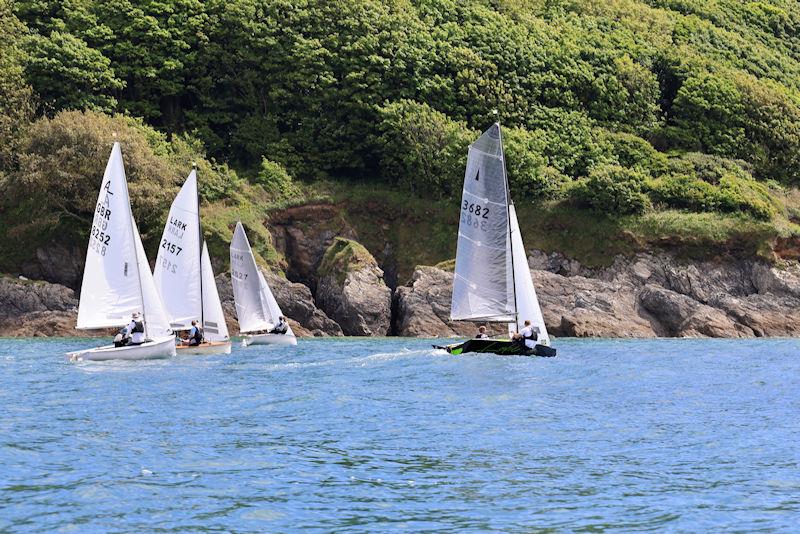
[435,123,556,357]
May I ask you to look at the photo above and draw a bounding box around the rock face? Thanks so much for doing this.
[18,242,85,290]
[215,272,342,337]
[315,238,391,336]
[0,276,93,337]
[269,204,357,290]
[393,266,507,338]
[395,251,800,338]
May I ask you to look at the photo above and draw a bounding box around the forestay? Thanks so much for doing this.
[450,123,515,322]
[154,170,202,329]
[507,204,550,345]
[200,242,230,341]
[230,222,272,333]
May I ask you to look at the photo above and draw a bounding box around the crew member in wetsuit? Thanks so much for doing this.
[269,316,289,335]
[516,319,538,349]
[126,312,146,345]
[475,325,489,339]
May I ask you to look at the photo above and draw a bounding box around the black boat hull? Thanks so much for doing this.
[433,338,557,357]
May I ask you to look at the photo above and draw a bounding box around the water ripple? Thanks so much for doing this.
[1,337,799,531]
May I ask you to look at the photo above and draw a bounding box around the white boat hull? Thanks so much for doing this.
[67,335,176,362]
[176,340,232,355]
[242,333,298,347]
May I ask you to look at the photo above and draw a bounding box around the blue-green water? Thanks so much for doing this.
[1,338,799,532]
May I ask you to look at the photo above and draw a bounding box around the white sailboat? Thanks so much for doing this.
[229,222,297,347]
[67,142,176,361]
[439,123,555,357]
[154,170,231,355]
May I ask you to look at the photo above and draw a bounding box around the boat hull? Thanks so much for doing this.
[67,336,177,362]
[434,338,557,357]
[176,341,232,355]
[242,333,298,347]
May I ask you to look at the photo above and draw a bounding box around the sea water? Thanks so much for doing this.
[0,337,798,532]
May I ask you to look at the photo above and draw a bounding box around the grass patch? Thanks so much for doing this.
[318,237,376,284]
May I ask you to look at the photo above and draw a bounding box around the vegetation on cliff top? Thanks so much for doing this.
[318,237,377,284]
[2,0,800,279]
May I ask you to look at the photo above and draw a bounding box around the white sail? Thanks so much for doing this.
[132,218,173,338]
[153,170,202,329]
[201,242,230,341]
[450,123,515,322]
[230,222,272,332]
[507,204,550,345]
[77,142,144,329]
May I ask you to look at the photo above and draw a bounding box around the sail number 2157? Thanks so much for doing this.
[161,239,183,256]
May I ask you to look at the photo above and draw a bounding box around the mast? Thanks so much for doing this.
[119,141,149,339]
[195,164,204,331]
[497,122,519,332]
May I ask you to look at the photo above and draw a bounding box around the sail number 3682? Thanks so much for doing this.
[462,201,490,219]
[461,201,489,231]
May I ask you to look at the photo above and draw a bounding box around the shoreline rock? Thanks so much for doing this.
[316,238,391,336]
[2,248,799,339]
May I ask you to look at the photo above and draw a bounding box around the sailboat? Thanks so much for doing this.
[229,222,297,346]
[67,142,176,361]
[153,170,231,355]
[436,123,556,357]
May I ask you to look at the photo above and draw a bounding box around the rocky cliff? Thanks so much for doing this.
[2,248,799,339]
[315,238,392,336]
[395,251,800,338]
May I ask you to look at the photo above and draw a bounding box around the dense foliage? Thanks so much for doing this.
[3,0,800,274]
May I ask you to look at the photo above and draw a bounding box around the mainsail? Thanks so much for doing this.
[229,222,291,334]
[154,170,202,329]
[200,242,230,341]
[77,141,171,339]
[508,204,550,345]
[450,123,515,322]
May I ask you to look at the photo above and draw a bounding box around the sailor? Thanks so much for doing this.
[113,325,130,347]
[184,320,203,346]
[516,319,538,349]
[269,316,289,335]
[127,312,146,345]
[475,325,489,339]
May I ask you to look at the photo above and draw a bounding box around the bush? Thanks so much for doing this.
[649,154,777,220]
[572,164,650,215]
[2,109,235,249]
[377,99,476,198]
[603,131,668,176]
[255,158,300,201]
[649,173,720,212]
[503,126,568,200]
[168,134,241,203]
